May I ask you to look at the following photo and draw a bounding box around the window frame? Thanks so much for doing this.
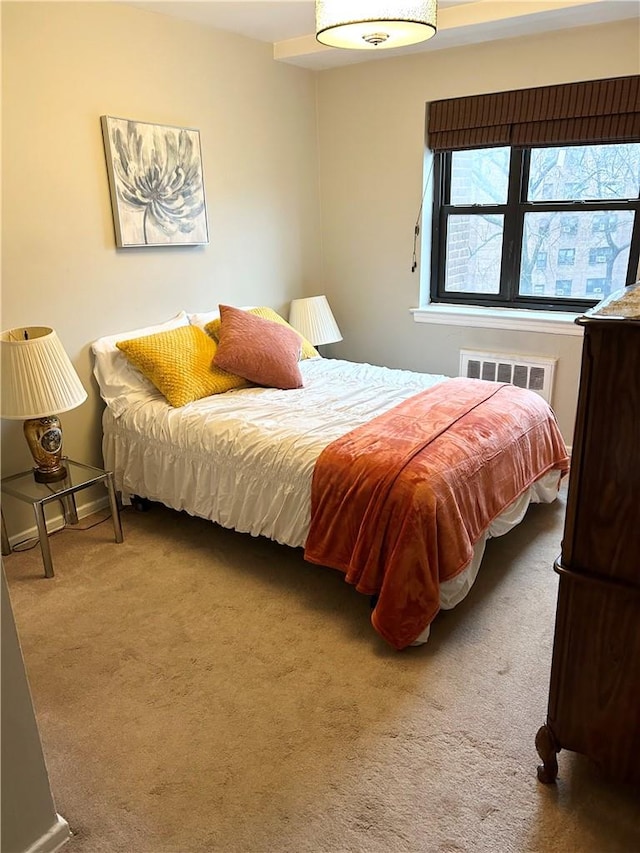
[430,146,640,313]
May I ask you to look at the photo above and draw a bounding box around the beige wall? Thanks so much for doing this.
[1,2,321,533]
[316,19,640,441]
[2,6,638,536]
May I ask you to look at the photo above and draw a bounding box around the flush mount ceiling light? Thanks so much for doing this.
[315,1,437,50]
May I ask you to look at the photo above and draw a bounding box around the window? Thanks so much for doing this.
[563,181,581,198]
[557,248,576,266]
[586,278,607,296]
[431,142,640,311]
[427,77,640,313]
[560,216,579,235]
[589,246,614,265]
[593,213,618,233]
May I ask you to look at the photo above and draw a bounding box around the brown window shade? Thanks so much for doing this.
[428,76,640,151]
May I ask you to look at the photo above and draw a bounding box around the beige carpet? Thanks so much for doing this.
[5,492,640,853]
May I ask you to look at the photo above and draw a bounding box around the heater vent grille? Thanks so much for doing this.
[460,349,557,404]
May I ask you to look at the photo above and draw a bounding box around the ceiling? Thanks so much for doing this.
[131,1,639,70]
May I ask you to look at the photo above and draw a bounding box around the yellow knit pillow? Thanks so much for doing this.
[116,325,247,407]
[205,306,319,359]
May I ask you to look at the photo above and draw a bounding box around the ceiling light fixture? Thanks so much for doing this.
[315,1,437,50]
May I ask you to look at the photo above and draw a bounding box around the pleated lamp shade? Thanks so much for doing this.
[288,296,342,347]
[1,326,87,420]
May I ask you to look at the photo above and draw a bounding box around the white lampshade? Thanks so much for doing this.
[1,326,87,420]
[289,296,343,347]
[316,0,437,49]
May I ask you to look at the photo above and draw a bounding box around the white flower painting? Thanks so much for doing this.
[101,116,209,247]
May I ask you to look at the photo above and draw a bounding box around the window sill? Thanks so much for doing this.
[411,304,584,336]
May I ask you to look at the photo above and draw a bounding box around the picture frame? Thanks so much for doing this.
[100,115,209,248]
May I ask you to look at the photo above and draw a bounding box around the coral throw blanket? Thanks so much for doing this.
[304,378,569,650]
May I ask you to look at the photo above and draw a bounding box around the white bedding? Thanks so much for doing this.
[101,357,561,644]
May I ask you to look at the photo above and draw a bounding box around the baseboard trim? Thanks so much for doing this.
[8,495,110,549]
[23,814,71,853]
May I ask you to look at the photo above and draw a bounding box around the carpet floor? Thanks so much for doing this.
[4,491,640,853]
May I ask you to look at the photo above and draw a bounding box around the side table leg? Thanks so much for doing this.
[1,510,11,556]
[60,466,79,525]
[106,473,124,544]
[33,503,55,579]
[61,494,79,525]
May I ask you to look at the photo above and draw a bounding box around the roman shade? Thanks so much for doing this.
[428,76,640,151]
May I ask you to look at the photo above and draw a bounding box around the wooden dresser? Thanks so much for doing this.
[536,308,640,786]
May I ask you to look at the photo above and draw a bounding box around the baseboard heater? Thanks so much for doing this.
[459,349,557,404]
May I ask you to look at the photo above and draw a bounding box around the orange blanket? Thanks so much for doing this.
[304,378,569,650]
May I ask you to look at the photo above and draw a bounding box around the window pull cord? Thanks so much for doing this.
[412,155,435,273]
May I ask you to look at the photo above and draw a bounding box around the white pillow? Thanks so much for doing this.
[187,308,220,328]
[92,312,189,417]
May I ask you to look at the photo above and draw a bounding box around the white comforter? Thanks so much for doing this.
[104,358,447,547]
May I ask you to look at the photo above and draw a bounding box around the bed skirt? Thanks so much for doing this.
[102,407,562,645]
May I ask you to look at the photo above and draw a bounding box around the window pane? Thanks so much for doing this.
[445,214,503,294]
[528,143,640,201]
[519,210,635,300]
[450,148,510,205]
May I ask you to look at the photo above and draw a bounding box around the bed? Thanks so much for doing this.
[92,308,569,649]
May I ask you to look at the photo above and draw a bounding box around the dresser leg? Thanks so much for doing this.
[535,723,559,783]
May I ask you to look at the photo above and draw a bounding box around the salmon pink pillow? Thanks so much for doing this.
[213,304,304,390]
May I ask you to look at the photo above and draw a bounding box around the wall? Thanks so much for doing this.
[2,6,637,532]
[1,1,321,535]
[316,20,639,442]
[1,565,70,853]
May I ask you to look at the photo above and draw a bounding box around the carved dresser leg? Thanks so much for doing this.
[535,723,559,783]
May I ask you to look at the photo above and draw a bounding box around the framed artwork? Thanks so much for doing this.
[101,116,209,247]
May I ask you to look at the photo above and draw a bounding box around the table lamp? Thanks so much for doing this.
[288,295,342,349]
[1,326,87,482]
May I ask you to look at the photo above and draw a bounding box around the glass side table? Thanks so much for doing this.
[1,458,123,579]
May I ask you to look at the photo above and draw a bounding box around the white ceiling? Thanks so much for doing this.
[131,0,640,70]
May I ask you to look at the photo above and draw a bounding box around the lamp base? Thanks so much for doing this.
[33,465,68,484]
[23,416,67,483]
